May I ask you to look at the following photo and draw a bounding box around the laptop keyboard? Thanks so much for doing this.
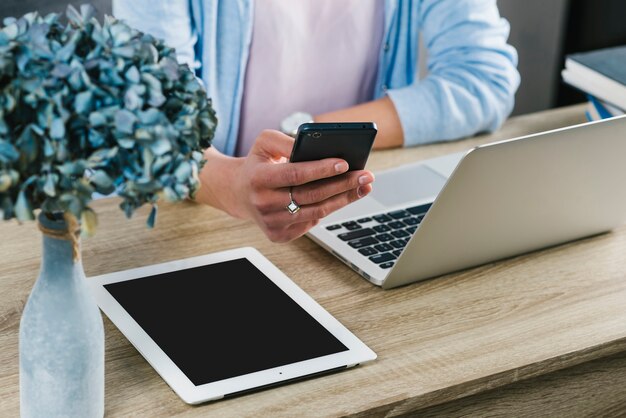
[325,202,432,270]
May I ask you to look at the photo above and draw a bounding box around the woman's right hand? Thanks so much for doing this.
[195,130,374,243]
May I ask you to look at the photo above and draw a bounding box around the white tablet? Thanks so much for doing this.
[88,247,376,404]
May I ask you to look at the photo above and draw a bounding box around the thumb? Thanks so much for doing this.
[249,130,295,161]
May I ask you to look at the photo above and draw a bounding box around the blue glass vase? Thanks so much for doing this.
[19,213,104,417]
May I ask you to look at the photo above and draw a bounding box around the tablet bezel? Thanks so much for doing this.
[88,247,376,404]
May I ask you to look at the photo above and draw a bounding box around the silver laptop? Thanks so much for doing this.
[308,115,626,289]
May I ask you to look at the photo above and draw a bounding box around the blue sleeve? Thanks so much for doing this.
[386,0,520,146]
[112,0,199,70]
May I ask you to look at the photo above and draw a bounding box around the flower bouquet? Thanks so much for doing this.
[0,4,216,416]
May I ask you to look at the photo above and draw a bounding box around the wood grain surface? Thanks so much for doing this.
[408,350,626,418]
[2,105,625,417]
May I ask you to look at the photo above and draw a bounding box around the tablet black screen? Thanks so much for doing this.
[104,258,349,386]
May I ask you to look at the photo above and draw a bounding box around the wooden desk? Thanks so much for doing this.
[2,105,626,416]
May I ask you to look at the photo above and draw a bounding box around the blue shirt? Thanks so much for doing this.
[113,0,520,156]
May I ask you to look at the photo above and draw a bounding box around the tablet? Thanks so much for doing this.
[88,247,376,404]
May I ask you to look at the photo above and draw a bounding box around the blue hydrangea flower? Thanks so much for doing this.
[0,5,217,231]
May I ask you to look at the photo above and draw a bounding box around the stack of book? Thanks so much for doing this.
[561,45,626,121]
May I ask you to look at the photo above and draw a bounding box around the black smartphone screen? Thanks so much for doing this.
[289,122,377,170]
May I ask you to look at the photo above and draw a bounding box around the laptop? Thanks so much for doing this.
[308,115,626,289]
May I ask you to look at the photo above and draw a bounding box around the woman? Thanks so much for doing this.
[113,0,520,242]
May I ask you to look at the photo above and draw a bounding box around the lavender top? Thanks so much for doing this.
[236,0,384,156]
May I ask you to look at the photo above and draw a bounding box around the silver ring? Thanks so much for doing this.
[285,187,301,214]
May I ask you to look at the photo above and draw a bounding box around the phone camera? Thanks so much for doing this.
[312,132,322,138]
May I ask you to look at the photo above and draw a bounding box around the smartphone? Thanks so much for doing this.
[289,122,377,170]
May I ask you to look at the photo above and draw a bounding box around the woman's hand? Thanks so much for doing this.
[196,130,374,242]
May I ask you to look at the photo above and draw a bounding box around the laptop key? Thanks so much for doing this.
[407,203,432,215]
[373,224,391,233]
[388,221,406,229]
[375,233,394,242]
[342,221,361,231]
[390,240,406,249]
[380,261,395,269]
[388,210,411,219]
[338,228,376,241]
[406,226,417,234]
[358,247,377,256]
[326,224,342,231]
[403,217,419,226]
[369,252,396,264]
[357,217,373,223]
[348,237,378,249]
[391,230,410,238]
[392,250,403,257]
[374,243,393,252]
[373,214,392,223]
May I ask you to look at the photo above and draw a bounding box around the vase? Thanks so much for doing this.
[19,212,104,417]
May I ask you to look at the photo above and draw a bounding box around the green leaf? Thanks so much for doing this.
[0,139,19,162]
[149,138,171,156]
[59,192,83,219]
[55,32,79,62]
[132,180,159,193]
[152,155,172,173]
[174,161,192,183]
[0,173,12,192]
[90,170,115,194]
[42,139,54,158]
[112,45,135,59]
[146,204,157,228]
[50,118,66,140]
[138,108,161,125]
[88,129,106,148]
[0,196,14,220]
[125,66,140,83]
[161,186,178,201]
[80,4,96,22]
[117,138,135,149]
[43,173,57,197]
[15,190,34,221]
[148,91,166,107]
[3,92,16,113]
[2,22,19,40]
[81,207,98,237]
[74,90,93,114]
[124,87,143,110]
[57,160,87,176]
[88,111,107,127]
[88,147,118,165]
[51,63,73,78]
[115,109,137,134]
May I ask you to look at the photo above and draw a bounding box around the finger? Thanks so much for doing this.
[265,220,319,243]
[295,184,373,223]
[283,220,319,241]
[291,170,374,206]
[249,130,295,160]
[264,184,373,227]
[258,158,350,189]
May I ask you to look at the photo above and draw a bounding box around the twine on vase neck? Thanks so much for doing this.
[38,213,81,262]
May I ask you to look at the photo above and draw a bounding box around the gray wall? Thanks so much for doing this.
[498,0,570,115]
[0,0,574,116]
[0,1,111,21]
